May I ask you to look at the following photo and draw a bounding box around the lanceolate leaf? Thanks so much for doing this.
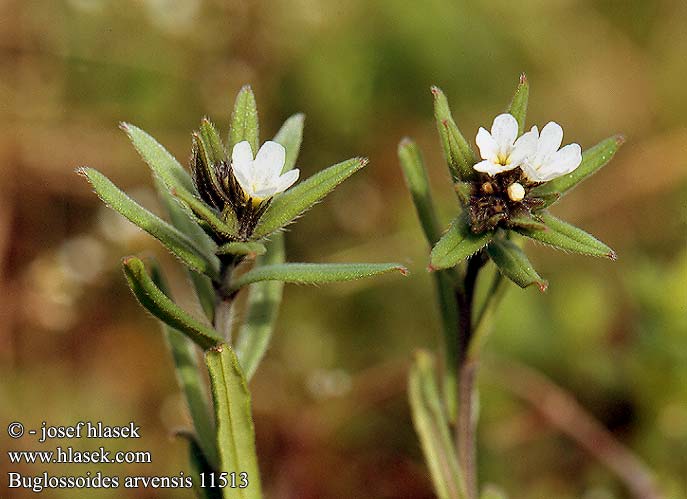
[531,135,624,202]
[252,157,368,238]
[487,239,548,292]
[398,138,442,244]
[235,233,285,380]
[122,256,223,350]
[431,86,477,182]
[228,85,259,154]
[507,213,546,232]
[507,73,529,135]
[205,346,263,499]
[149,260,218,470]
[199,118,228,166]
[517,212,616,259]
[274,113,304,173]
[156,180,216,321]
[430,215,493,270]
[230,262,407,291]
[79,167,220,279]
[217,241,267,256]
[121,122,197,195]
[171,185,239,240]
[408,351,466,499]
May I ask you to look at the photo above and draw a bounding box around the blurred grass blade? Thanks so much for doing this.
[149,259,218,469]
[252,157,368,238]
[274,113,304,173]
[398,138,442,244]
[487,239,548,292]
[188,439,222,499]
[157,181,217,322]
[229,85,259,154]
[531,135,624,202]
[435,271,460,422]
[408,351,466,499]
[217,241,266,256]
[507,73,529,135]
[121,122,197,195]
[235,233,285,380]
[517,212,617,259]
[122,256,223,350]
[431,86,477,182]
[78,167,220,279]
[230,262,407,291]
[481,485,508,499]
[430,215,493,270]
[206,346,262,499]
[171,184,238,240]
[199,118,228,165]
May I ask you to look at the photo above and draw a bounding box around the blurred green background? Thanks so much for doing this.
[1,0,686,497]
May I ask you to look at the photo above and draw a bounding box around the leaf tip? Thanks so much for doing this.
[536,280,548,293]
[607,250,618,261]
[118,122,131,132]
[430,85,443,98]
[615,134,626,146]
[357,157,369,168]
[519,72,528,85]
[396,266,409,276]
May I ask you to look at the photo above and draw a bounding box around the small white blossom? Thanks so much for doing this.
[507,182,526,202]
[474,113,538,176]
[231,140,299,201]
[520,122,582,182]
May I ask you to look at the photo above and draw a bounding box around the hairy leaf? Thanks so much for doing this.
[122,256,223,350]
[206,346,262,499]
[79,167,219,279]
[228,85,259,154]
[430,215,493,270]
[171,184,238,240]
[252,157,368,238]
[274,113,304,173]
[217,241,267,256]
[507,73,529,135]
[517,212,616,259]
[487,239,547,292]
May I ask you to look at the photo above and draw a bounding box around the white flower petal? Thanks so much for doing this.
[473,159,513,176]
[546,143,582,177]
[476,127,498,161]
[490,114,519,149]
[275,169,300,193]
[232,141,254,171]
[520,160,547,182]
[254,141,286,178]
[537,122,564,158]
[508,128,539,167]
[232,164,255,197]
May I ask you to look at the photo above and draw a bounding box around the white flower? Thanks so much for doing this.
[474,113,538,176]
[520,122,582,182]
[231,140,300,201]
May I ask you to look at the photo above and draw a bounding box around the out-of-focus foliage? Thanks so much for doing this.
[1,0,685,497]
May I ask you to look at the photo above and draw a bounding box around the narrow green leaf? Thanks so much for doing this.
[171,184,239,240]
[487,239,548,292]
[517,212,617,259]
[217,241,267,256]
[408,351,466,499]
[121,122,197,195]
[205,345,263,499]
[398,138,442,244]
[235,233,285,380]
[507,213,546,232]
[430,215,493,270]
[78,167,219,279]
[122,256,223,350]
[531,135,624,202]
[252,157,368,238]
[188,439,222,499]
[231,262,407,291]
[156,180,216,321]
[434,270,459,423]
[199,118,228,165]
[274,113,304,173]
[149,260,218,469]
[507,73,529,135]
[229,85,259,154]
[431,86,477,182]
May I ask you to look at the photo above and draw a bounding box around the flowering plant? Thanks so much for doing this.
[79,85,405,498]
[400,75,622,499]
